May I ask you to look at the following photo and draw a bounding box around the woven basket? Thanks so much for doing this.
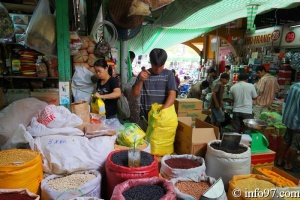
[109,0,144,29]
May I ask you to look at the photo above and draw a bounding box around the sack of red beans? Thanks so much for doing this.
[170,175,218,200]
[111,177,176,200]
[160,154,206,179]
[0,188,39,200]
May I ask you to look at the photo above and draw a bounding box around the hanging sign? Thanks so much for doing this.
[244,26,282,47]
[280,25,300,47]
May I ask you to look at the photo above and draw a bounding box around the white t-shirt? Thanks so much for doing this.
[229,81,257,114]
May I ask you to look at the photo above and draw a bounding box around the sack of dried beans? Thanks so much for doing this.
[111,177,176,200]
[160,154,206,179]
[41,170,101,200]
[170,175,221,200]
[105,150,159,199]
[0,149,43,194]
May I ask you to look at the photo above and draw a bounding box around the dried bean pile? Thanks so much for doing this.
[165,158,201,169]
[210,143,247,154]
[111,150,153,167]
[47,173,96,191]
[175,181,211,199]
[0,193,36,200]
[122,184,166,200]
[0,150,38,166]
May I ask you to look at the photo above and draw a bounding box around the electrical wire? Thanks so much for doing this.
[91,20,118,47]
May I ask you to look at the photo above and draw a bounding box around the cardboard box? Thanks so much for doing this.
[177,110,202,118]
[175,117,219,157]
[251,149,275,165]
[30,90,59,105]
[253,166,300,186]
[175,98,203,112]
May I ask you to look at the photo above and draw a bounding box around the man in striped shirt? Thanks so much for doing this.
[253,66,279,119]
[132,48,177,131]
[276,83,300,171]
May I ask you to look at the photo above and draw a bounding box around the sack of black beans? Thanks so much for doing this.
[160,154,206,179]
[105,150,159,199]
[111,177,176,200]
[205,140,251,190]
[170,175,227,200]
[41,170,101,200]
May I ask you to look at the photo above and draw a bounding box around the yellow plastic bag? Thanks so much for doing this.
[91,95,105,115]
[146,104,178,156]
[117,123,145,147]
[0,149,43,194]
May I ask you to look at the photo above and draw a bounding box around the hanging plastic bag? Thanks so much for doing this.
[146,104,178,156]
[0,3,14,39]
[70,31,82,55]
[117,94,130,119]
[24,0,56,56]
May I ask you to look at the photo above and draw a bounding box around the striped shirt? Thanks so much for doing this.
[255,73,279,107]
[135,69,176,119]
[282,83,300,130]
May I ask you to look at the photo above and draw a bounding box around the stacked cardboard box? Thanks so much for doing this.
[174,117,219,157]
[175,98,203,118]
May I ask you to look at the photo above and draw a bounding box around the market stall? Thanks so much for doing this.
[0,0,300,199]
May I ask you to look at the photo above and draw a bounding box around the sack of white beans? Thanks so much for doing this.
[170,175,226,200]
[41,170,101,200]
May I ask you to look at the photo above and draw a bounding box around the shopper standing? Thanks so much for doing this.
[132,48,177,131]
[229,73,257,133]
[253,66,279,119]
[276,83,300,171]
[94,59,121,119]
[210,73,230,128]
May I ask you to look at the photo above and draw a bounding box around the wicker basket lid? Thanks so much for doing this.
[109,0,145,29]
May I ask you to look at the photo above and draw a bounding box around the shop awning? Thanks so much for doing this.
[128,0,300,55]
